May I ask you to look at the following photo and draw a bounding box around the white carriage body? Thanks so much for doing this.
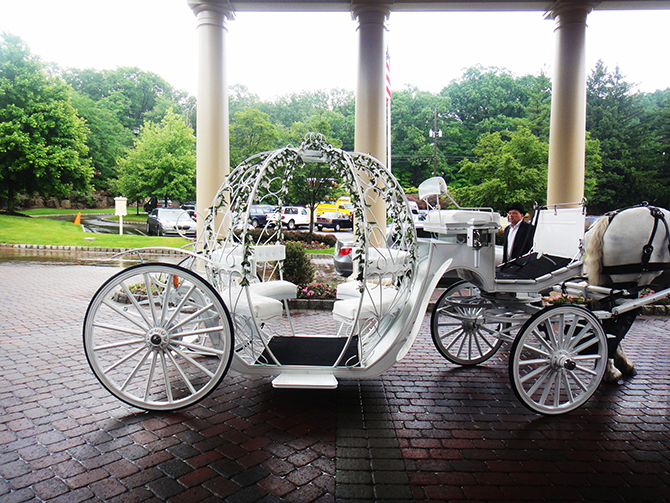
[86,134,666,415]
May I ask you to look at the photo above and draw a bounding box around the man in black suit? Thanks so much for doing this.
[502,202,534,263]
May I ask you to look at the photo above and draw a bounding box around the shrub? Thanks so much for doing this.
[283,241,315,285]
[285,231,337,248]
[296,282,336,299]
[241,229,337,248]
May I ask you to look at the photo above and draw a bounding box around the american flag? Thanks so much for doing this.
[385,48,391,103]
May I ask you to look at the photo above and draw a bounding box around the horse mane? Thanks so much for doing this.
[585,216,611,286]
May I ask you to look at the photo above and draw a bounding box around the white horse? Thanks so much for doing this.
[584,205,670,382]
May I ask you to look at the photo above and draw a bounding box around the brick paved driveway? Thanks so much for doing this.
[1,260,669,502]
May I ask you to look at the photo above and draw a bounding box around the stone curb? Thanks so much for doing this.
[0,242,184,254]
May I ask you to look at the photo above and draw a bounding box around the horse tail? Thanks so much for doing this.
[585,216,611,286]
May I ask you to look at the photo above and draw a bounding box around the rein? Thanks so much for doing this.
[600,205,670,276]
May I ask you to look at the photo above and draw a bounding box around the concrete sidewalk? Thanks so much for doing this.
[1,261,669,502]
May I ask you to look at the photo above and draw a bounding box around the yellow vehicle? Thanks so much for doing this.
[315,196,353,216]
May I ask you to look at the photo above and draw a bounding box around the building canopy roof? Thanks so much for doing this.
[226,0,670,12]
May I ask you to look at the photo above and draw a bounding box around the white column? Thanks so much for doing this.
[352,5,389,247]
[546,0,593,206]
[188,0,232,235]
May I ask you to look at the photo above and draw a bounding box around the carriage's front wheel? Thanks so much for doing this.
[83,263,234,411]
[430,281,505,365]
[509,305,607,415]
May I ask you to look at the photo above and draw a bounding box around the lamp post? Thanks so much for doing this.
[429,107,442,177]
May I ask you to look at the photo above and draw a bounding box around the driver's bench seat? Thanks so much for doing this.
[495,205,585,282]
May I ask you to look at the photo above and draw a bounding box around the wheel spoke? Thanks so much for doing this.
[93,324,145,339]
[144,351,158,401]
[120,281,153,327]
[160,351,173,403]
[159,274,175,326]
[566,369,589,392]
[171,339,226,356]
[143,273,160,325]
[120,349,151,391]
[165,283,198,328]
[102,345,146,374]
[101,299,149,332]
[519,361,551,384]
[168,303,215,332]
[166,351,197,394]
[171,346,216,378]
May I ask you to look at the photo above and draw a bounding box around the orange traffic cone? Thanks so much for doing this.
[74,212,81,225]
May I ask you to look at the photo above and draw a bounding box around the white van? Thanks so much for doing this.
[267,206,311,230]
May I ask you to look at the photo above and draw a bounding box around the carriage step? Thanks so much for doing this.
[272,373,338,389]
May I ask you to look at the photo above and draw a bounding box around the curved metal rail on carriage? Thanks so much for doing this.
[83,133,670,415]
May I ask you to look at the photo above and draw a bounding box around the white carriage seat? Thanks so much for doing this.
[220,286,283,320]
[532,207,585,260]
[210,244,297,301]
[332,246,410,323]
[423,209,501,235]
[209,244,295,319]
[248,281,297,301]
[332,287,399,323]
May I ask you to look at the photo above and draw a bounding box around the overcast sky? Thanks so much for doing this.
[1,0,668,99]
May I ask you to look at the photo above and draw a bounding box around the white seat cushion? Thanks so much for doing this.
[222,287,283,320]
[332,286,398,321]
[248,280,297,301]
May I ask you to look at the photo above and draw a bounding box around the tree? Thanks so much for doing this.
[69,89,132,189]
[0,33,92,212]
[389,87,448,188]
[63,66,192,133]
[440,66,534,160]
[288,162,338,233]
[229,108,279,167]
[586,60,656,211]
[520,72,552,142]
[454,127,548,212]
[116,108,195,208]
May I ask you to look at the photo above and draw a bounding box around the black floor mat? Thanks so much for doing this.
[258,336,359,366]
[496,253,573,280]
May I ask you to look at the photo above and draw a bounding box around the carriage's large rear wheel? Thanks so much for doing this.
[431,281,506,365]
[83,263,234,411]
[509,305,607,415]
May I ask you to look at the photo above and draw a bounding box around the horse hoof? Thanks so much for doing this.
[603,359,623,384]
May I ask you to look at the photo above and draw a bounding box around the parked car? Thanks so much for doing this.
[156,199,173,208]
[334,238,354,277]
[146,208,197,237]
[249,204,275,228]
[181,202,197,220]
[316,196,353,216]
[267,206,311,230]
[317,211,353,232]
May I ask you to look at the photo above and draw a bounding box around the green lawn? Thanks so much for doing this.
[0,214,189,248]
[0,213,334,253]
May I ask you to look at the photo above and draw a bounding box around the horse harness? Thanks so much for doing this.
[600,204,670,276]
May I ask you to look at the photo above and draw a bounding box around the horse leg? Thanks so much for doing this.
[614,344,636,376]
[601,309,640,384]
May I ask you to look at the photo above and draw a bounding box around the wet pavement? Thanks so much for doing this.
[1,259,669,502]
